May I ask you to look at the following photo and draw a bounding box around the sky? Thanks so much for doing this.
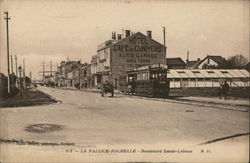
[0,0,249,80]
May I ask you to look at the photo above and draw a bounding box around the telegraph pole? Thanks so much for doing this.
[4,11,11,94]
[11,55,13,74]
[163,26,166,65]
[23,58,26,89]
[15,55,18,76]
[50,60,52,76]
[10,55,14,89]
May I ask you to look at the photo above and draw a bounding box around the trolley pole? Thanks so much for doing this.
[4,11,11,94]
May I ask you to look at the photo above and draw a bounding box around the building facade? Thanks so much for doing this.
[91,30,166,88]
[55,60,82,87]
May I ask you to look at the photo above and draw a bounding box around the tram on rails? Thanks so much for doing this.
[119,64,170,98]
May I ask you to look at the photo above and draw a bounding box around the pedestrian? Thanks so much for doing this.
[222,80,230,100]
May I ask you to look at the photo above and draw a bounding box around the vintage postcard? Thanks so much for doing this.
[0,0,249,162]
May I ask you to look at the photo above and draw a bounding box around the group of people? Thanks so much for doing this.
[218,81,230,100]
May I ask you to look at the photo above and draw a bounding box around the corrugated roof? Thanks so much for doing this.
[167,69,249,79]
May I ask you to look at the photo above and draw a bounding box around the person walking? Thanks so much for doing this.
[222,81,230,100]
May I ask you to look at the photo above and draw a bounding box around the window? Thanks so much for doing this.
[221,71,229,73]
[177,71,186,74]
[192,71,200,73]
[207,71,215,73]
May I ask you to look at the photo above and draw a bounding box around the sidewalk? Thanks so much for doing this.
[177,96,249,107]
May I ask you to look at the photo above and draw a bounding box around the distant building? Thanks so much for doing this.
[186,55,226,69]
[70,64,92,89]
[91,30,166,88]
[55,60,82,86]
[166,57,186,69]
[44,75,55,86]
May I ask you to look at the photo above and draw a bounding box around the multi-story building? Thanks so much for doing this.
[91,30,166,88]
[55,60,82,86]
[70,63,92,89]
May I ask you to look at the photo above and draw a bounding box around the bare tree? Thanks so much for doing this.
[226,54,248,69]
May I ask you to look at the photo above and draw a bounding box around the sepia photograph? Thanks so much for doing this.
[0,0,249,162]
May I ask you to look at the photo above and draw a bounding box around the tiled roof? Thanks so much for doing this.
[166,57,186,65]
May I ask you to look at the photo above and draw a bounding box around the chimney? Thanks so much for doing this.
[186,50,189,63]
[147,30,152,38]
[117,34,122,40]
[125,30,130,37]
[111,32,116,40]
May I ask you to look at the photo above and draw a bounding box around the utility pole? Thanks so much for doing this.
[50,60,52,76]
[4,11,11,94]
[11,55,13,74]
[163,26,166,65]
[15,55,18,76]
[10,55,14,89]
[23,58,26,89]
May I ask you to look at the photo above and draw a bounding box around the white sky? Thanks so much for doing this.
[0,0,249,80]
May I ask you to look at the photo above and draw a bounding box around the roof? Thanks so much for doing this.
[186,60,199,67]
[97,32,165,52]
[187,55,225,68]
[205,55,225,64]
[166,58,186,65]
[167,69,249,79]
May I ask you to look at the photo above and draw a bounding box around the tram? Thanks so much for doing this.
[119,64,170,98]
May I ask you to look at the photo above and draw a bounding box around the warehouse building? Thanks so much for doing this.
[168,69,250,88]
[91,30,166,88]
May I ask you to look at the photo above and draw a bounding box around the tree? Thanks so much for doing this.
[226,54,248,69]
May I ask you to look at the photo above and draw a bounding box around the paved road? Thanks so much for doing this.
[1,86,249,162]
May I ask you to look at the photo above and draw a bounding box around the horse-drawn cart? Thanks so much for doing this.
[100,83,114,97]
